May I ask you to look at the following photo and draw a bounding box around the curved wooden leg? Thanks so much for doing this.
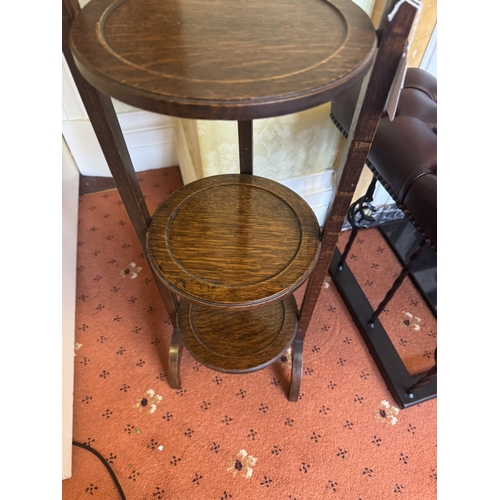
[167,328,183,389]
[288,339,303,402]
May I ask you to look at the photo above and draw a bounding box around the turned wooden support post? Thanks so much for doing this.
[238,121,253,175]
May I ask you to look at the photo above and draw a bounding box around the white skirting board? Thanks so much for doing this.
[63,51,179,177]
[278,170,391,228]
[62,110,179,177]
[62,137,80,479]
[279,170,335,227]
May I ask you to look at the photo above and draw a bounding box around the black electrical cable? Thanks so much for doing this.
[72,440,127,500]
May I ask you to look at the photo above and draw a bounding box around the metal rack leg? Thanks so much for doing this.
[368,238,427,325]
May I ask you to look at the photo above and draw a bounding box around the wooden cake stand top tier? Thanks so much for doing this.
[69,0,377,120]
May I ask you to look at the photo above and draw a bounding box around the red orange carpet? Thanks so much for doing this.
[63,166,436,499]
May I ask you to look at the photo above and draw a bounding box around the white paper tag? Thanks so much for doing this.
[388,0,421,21]
[385,42,408,121]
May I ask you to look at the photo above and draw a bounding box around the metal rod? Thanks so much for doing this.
[338,176,378,268]
[368,237,427,325]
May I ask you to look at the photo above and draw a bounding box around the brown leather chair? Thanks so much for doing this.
[328,66,437,407]
[330,67,437,251]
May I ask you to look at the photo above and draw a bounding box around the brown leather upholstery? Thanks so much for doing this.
[330,67,437,250]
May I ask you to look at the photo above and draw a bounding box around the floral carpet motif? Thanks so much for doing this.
[63,166,437,499]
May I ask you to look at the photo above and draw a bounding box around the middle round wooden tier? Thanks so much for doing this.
[147,174,320,308]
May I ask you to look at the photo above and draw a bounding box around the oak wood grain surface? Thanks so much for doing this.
[147,174,320,308]
[69,0,376,119]
[65,0,387,395]
[178,295,298,372]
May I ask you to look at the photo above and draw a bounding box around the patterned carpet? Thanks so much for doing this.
[63,166,437,500]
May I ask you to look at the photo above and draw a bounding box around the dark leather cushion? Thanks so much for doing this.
[330,67,437,249]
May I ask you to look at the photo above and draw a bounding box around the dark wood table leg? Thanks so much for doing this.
[63,0,178,324]
[288,338,303,401]
[238,121,253,175]
[291,0,420,402]
[167,328,184,389]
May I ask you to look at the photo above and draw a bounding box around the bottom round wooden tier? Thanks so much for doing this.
[177,295,298,373]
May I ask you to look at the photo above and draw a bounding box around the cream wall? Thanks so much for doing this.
[176,0,438,226]
[195,105,344,182]
[177,0,377,226]
[407,0,437,68]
